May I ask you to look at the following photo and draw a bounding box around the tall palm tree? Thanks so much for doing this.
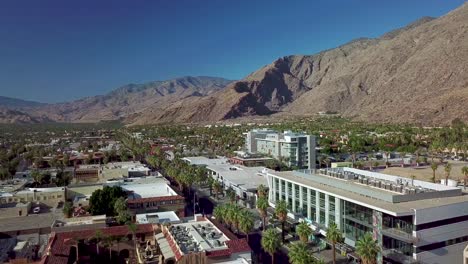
[296,221,312,243]
[127,222,138,246]
[257,196,269,230]
[462,166,468,189]
[326,223,342,264]
[275,200,288,243]
[238,210,254,243]
[288,242,313,264]
[89,230,103,255]
[355,233,380,264]
[104,236,115,261]
[261,228,281,264]
[444,163,452,186]
[257,184,268,198]
[430,162,438,183]
[212,181,222,200]
[213,205,227,224]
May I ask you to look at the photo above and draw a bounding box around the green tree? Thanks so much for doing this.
[213,205,227,224]
[88,230,104,255]
[63,201,73,218]
[238,210,254,242]
[444,163,452,186]
[326,223,343,264]
[226,187,236,203]
[430,162,438,183]
[462,166,468,189]
[261,228,281,264]
[275,200,288,243]
[212,181,223,200]
[114,197,130,224]
[296,221,312,243]
[89,186,127,216]
[288,242,313,264]
[257,184,268,198]
[355,233,380,264]
[256,196,269,230]
[31,170,43,184]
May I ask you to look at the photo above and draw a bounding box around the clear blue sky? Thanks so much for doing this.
[0,0,465,103]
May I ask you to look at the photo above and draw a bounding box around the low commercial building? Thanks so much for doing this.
[183,157,268,208]
[136,211,181,225]
[116,177,185,216]
[0,202,31,218]
[156,215,252,264]
[42,224,155,264]
[0,187,65,207]
[265,167,468,264]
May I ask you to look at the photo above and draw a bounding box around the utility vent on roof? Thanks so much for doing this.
[229,167,237,171]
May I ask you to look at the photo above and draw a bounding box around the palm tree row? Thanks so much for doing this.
[213,203,254,241]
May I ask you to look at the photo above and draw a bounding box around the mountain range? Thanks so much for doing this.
[1,2,467,125]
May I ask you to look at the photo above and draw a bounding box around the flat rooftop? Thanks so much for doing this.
[122,182,177,199]
[207,164,267,191]
[0,213,56,233]
[268,170,468,216]
[183,156,228,166]
[164,219,230,255]
[136,211,181,224]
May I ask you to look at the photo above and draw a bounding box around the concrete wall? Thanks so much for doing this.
[417,220,468,247]
[416,242,467,264]
[0,203,31,219]
[415,201,468,225]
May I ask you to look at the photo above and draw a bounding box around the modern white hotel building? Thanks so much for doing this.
[245,129,316,169]
[265,167,468,264]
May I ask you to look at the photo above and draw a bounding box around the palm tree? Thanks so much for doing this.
[326,223,343,264]
[355,233,380,264]
[444,163,452,186]
[257,196,269,230]
[227,204,242,233]
[127,222,138,246]
[89,230,103,255]
[462,166,468,189]
[238,210,254,243]
[212,181,222,200]
[213,205,227,224]
[261,228,281,264]
[288,242,313,264]
[226,187,236,203]
[104,236,115,261]
[296,221,312,243]
[257,184,268,198]
[275,200,288,243]
[430,162,438,183]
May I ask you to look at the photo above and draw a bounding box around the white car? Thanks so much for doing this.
[33,207,40,214]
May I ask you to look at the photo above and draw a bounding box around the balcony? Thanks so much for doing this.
[382,227,414,243]
[382,248,417,264]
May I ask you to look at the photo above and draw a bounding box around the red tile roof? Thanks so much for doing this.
[41,224,154,264]
[225,238,251,253]
[127,195,184,204]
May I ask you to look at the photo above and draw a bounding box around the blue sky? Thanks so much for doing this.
[0,0,465,103]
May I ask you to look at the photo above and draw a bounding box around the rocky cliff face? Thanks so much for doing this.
[134,3,468,125]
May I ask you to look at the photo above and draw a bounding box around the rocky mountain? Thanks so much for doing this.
[0,107,52,124]
[2,3,467,125]
[0,96,45,109]
[133,3,468,125]
[26,76,233,123]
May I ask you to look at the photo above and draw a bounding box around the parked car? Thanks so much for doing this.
[33,207,40,214]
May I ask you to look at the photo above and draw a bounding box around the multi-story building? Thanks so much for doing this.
[265,167,468,264]
[245,129,316,169]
